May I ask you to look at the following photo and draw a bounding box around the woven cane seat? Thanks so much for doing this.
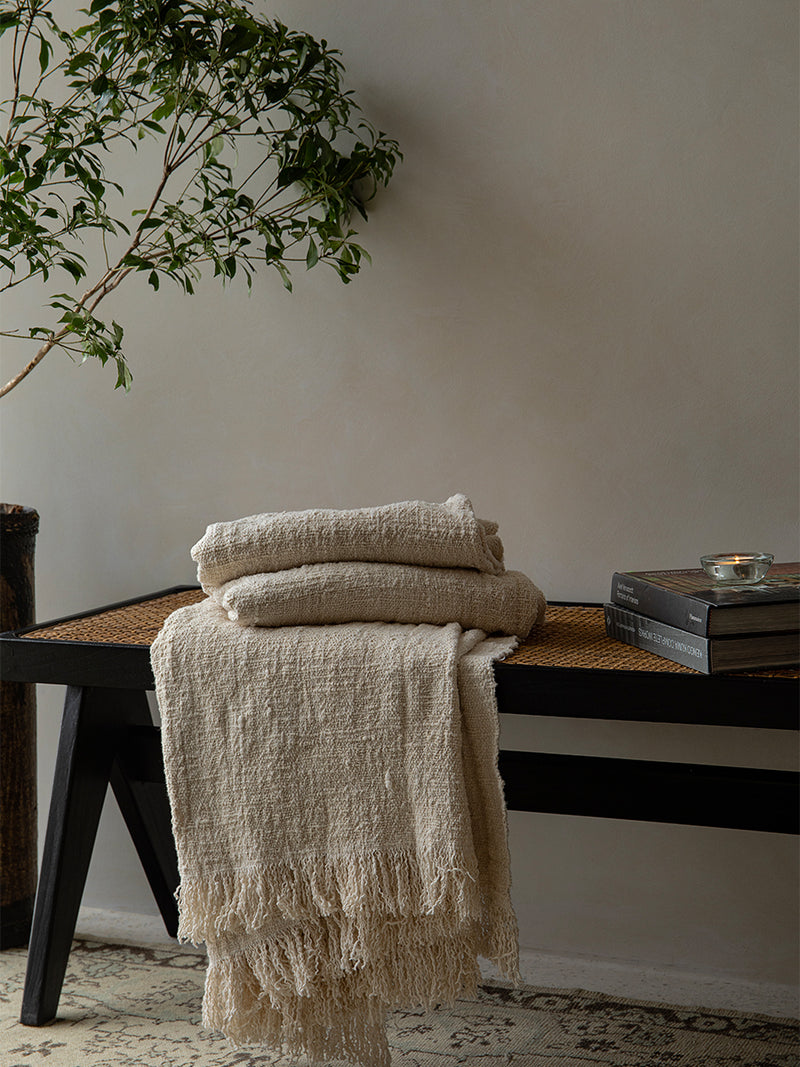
[23,588,206,646]
[20,593,798,679]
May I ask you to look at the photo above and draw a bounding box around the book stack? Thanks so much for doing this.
[604,562,800,673]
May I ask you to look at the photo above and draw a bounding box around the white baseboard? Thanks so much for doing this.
[76,908,798,1020]
[76,906,194,950]
[481,948,799,1019]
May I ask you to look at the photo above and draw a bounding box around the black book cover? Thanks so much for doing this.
[610,563,800,636]
[604,603,800,673]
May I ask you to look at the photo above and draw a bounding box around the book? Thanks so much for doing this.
[604,603,800,674]
[609,562,800,636]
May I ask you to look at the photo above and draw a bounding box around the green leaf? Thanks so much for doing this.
[115,358,133,391]
[220,25,260,59]
[121,253,154,270]
[97,7,116,30]
[305,238,319,269]
[276,166,305,189]
[147,270,159,290]
[276,262,293,291]
[0,11,20,35]
[204,134,225,162]
[67,52,95,74]
[38,35,52,75]
[59,258,86,282]
[151,99,175,123]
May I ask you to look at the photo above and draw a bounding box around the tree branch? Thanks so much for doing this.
[5,0,41,143]
[0,326,64,398]
[0,1,400,397]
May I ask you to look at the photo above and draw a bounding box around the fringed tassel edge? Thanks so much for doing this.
[175,845,483,942]
[200,919,487,1067]
[179,849,520,1066]
[481,902,522,984]
[201,963,390,1067]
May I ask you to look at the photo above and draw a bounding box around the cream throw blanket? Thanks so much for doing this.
[191,493,505,588]
[212,562,544,635]
[152,496,542,1067]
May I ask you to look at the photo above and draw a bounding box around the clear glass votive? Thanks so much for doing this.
[700,552,774,584]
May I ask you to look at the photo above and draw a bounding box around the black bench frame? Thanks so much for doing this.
[1,587,797,1026]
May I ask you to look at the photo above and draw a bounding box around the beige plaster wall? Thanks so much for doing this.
[1,0,797,992]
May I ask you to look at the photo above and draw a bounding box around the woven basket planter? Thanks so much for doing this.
[1,503,39,949]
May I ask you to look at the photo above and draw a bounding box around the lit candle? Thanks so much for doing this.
[700,553,774,584]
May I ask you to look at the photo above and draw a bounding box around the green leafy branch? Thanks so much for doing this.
[0,0,400,396]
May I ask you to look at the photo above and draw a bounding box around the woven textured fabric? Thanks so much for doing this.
[153,497,531,1065]
[191,494,505,589]
[152,601,519,1067]
[213,563,545,636]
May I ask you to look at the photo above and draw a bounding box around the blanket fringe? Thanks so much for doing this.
[176,845,482,941]
[211,918,482,999]
[198,906,519,1067]
[201,921,483,1067]
[179,848,518,1066]
[481,904,522,984]
[202,963,390,1066]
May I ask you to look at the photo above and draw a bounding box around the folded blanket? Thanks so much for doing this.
[212,562,545,636]
[192,494,505,590]
[152,601,520,1067]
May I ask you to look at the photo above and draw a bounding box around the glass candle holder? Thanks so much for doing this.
[700,553,774,585]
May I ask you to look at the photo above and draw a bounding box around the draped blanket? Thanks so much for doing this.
[151,495,544,1067]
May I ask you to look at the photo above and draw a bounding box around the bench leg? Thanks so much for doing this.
[110,724,179,938]
[20,686,149,1026]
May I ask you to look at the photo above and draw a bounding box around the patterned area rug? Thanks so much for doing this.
[1,939,797,1066]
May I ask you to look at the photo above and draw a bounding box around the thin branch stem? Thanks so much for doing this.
[6,0,41,142]
[0,258,133,397]
[1,265,49,293]
[0,328,63,397]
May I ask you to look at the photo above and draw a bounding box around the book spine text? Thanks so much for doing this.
[604,603,711,672]
[610,573,711,635]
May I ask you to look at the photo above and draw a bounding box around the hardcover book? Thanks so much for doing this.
[609,562,800,636]
[604,603,800,674]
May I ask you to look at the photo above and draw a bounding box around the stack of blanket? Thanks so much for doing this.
[151,494,545,1067]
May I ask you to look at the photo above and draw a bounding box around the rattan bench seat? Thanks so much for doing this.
[20,591,798,679]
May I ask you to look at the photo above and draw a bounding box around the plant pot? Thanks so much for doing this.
[1,503,39,949]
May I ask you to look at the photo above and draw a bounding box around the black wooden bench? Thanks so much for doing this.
[1,588,796,1026]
